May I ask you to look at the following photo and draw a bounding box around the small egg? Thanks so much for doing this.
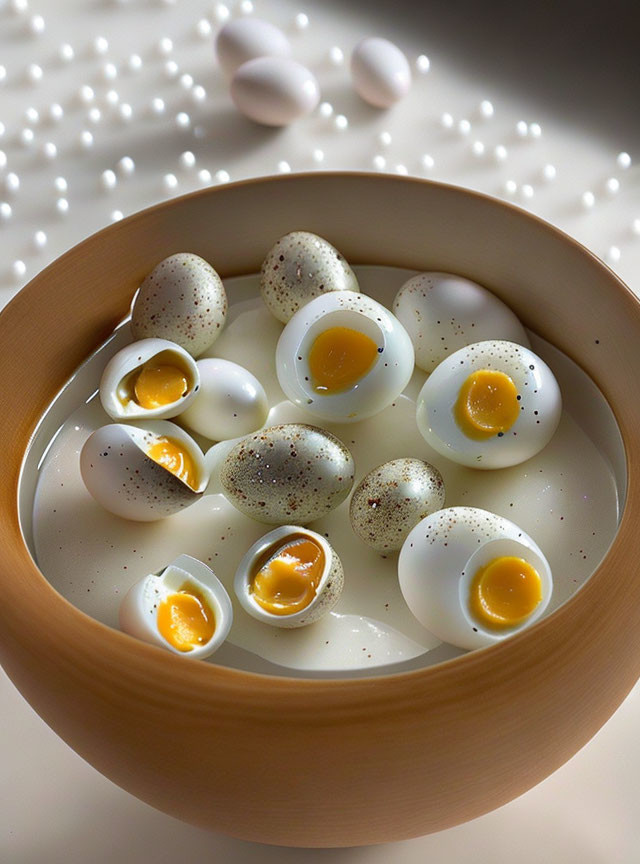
[99,338,200,421]
[178,357,268,440]
[350,458,445,554]
[131,253,227,357]
[416,340,562,469]
[392,272,530,373]
[276,292,415,423]
[220,423,354,524]
[350,37,411,109]
[230,56,320,126]
[80,421,208,521]
[398,507,553,649]
[119,554,232,658]
[215,17,291,76]
[234,525,343,628]
[260,231,359,323]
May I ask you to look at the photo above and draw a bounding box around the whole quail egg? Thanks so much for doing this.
[131,253,227,357]
[215,17,291,77]
[234,525,343,628]
[350,458,445,554]
[398,506,553,650]
[230,57,320,127]
[219,423,355,524]
[260,231,359,323]
[350,37,411,109]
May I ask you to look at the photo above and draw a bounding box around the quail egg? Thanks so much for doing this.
[215,17,291,77]
[231,57,320,127]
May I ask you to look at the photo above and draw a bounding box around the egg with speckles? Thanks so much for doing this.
[392,272,529,373]
[131,253,227,357]
[219,423,355,524]
[260,231,359,323]
[398,506,553,650]
[350,458,445,554]
[80,420,208,521]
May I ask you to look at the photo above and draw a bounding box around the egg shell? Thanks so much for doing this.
[219,423,355,524]
[119,554,233,658]
[399,507,553,650]
[275,291,415,423]
[230,57,320,127]
[234,525,344,628]
[131,253,227,357]
[350,458,445,554]
[350,37,411,109]
[260,231,359,323]
[392,272,530,373]
[99,338,200,421]
[215,18,291,76]
[80,421,207,521]
[178,358,268,441]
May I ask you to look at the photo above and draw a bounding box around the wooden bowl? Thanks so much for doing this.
[1,174,639,847]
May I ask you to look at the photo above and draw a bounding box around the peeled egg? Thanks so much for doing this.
[350,458,445,554]
[234,525,343,628]
[215,17,291,76]
[398,506,553,650]
[350,37,411,108]
[80,420,207,521]
[219,423,354,524]
[131,253,227,357]
[120,554,232,658]
[276,291,415,423]
[230,56,320,126]
[260,231,359,323]
[392,272,530,373]
[99,338,200,421]
[416,340,562,469]
[178,357,268,441]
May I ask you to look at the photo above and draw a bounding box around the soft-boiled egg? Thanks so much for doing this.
[398,506,553,650]
[276,291,415,423]
[416,340,562,468]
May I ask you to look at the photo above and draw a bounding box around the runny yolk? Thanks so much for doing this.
[251,537,325,615]
[157,583,216,652]
[469,556,542,630]
[454,369,520,440]
[146,436,198,490]
[133,362,189,409]
[308,326,378,394]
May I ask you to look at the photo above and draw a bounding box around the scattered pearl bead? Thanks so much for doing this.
[49,103,64,123]
[493,144,508,162]
[164,60,179,79]
[176,112,191,129]
[196,18,212,38]
[377,131,392,148]
[102,62,118,82]
[632,218,640,236]
[88,107,102,124]
[312,148,324,164]
[118,103,133,122]
[5,172,20,195]
[372,155,386,170]
[151,97,166,115]
[294,12,309,30]
[191,85,207,103]
[0,151,6,169]
[25,106,39,125]
[319,102,333,118]
[616,151,631,170]
[56,197,69,215]
[581,190,595,209]
[106,89,120,105]
[180,73,194,90]
[328,46,344,66]
[605,177,620,195]
[157,37,174,56]
[33,230,47,250]
[93,36,109,56]
[54,176,68,192]
[521,184,534,199]
[515,120,528,138]
[214,4,230,23]
[395,164,408,175]
[605,245,621,264]
[471,140,485,157]
[198,168,212,184]
[42,141,57,160]
[0,122,4,138]
[79,130,94,149]
[179,150,196,169]
[457,119,471,136]
[27,63,43,84]
[11,0,29,14]
[278,160,291,173]
[542,163,557,182]
[79,85,95,104]
[529,122,542,138]
[12,260,27,280]
[29,14,45,35]
[0,65,6,84]
[20,128,35,148]
[117,156,135,176]
[416,54,430,73]
[479,99,494,118]
[127,54,143,73]
[239,0,254,14]
[0,202,12,222]
[110,209,124,222]
[215,169,230,183]
[421,153,435,171]
[101,169,117,190]
[503,179,517,196]
[440,112,454,129]
[163,173,178,192]
[334,114,348,131]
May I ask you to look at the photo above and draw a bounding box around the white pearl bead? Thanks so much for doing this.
[416,54,430,73]
[93,36,109,56]
[5,172,20,194]
[11,0,29,14]
[294,12,309,30]
[0,65,6,84]
[0,151,6,169]
[49,103,64,122]
[605,177,620,195]
[471,140,485,157]
[102,63,118,82]
[198,168,212,184]
[581,191,595,209]
[180,73,194,90]
[377,130,392,148]
[493,144,507,162]
[605,245,621,264]
[118,103,133,122]
[521,184,534,199]
[277,160,291,173]
[240,0,254,14]
[42,141,57,160]
[0,202,12,221]
[176,112,191,129]
[440,112,453,129]
[631,218,640,236]
[12,259,27,280]
[515,120,528,137]
[106,89,120,105]
[0,122,4,138]
[312,148,324,164]
[79,85,94,104]
[214,4,230,22]
[79,130,94,149]
[157,37,174,56]
[318,102,333,118]
[479,99,494,118]
[58,43,74,62]
[29,14,45,35]
[542,163,557,182]
[117,156,135,176]
[110,210,124,222]
[88,107,102,124]
[179,151,196,169]
[163,173,178,191]
[27,63,43,83]
[164,60,179,79]
[395,164,408,175]
[151,97,166,115]
[197,18,212,38]
[54,176,68,192]
[529,122,542,138]
[617,151,631,170]
[328,46,344,66]
[20,128,35,147]
[457,119,471,136]
[421,153,434,170]
[25,106,39,124]
[33,230,47,249]
[127,54,143,73]
[372,155,386,170]
[191,85,207,103]
[334,114,348,131]
[503,179,517,196]
[56,198,69,214]
[101,169,117,190]
[215,169,230,183]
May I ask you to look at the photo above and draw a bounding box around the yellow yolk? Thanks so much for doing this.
[308,326,378,394]
[157,583,216,652]
[251,537,325,615]
[146,436,198,490]
[470,556,542,630]
[133,362,189,409]
[455,369,520,440]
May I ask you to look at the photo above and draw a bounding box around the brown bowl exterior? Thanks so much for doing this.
[1,174,639,847]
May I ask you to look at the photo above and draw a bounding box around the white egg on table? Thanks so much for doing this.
[392,272,530,373]
[276,291,415,423]
[398,506,553,650]
[416,340,562,469]
[230,56,320,126]
[350,37,411,108]
[215,17,291,76]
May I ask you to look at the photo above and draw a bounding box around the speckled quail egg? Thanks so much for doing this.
[80,420,208,521]
[131,253,227,357]
[99,338,200,421]
[416,340,562,469]
[393,272,530,373]
[350,458,445,554]
[260,231,359,323]
[276,291,414,423]
[178,357,268,441]
[234,525,343,628]
[219,423,355,524]
[119,554,232,658]
[398,506,553,650]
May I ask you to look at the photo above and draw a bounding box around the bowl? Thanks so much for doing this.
[1,173,639,847]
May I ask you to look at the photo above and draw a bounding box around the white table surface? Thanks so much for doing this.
[1,0,640,860]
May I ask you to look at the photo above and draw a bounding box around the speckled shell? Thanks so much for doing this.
[260,231,359,323]
[350,458,445,554]
[131,253,227,357]
[219,423,355,524]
